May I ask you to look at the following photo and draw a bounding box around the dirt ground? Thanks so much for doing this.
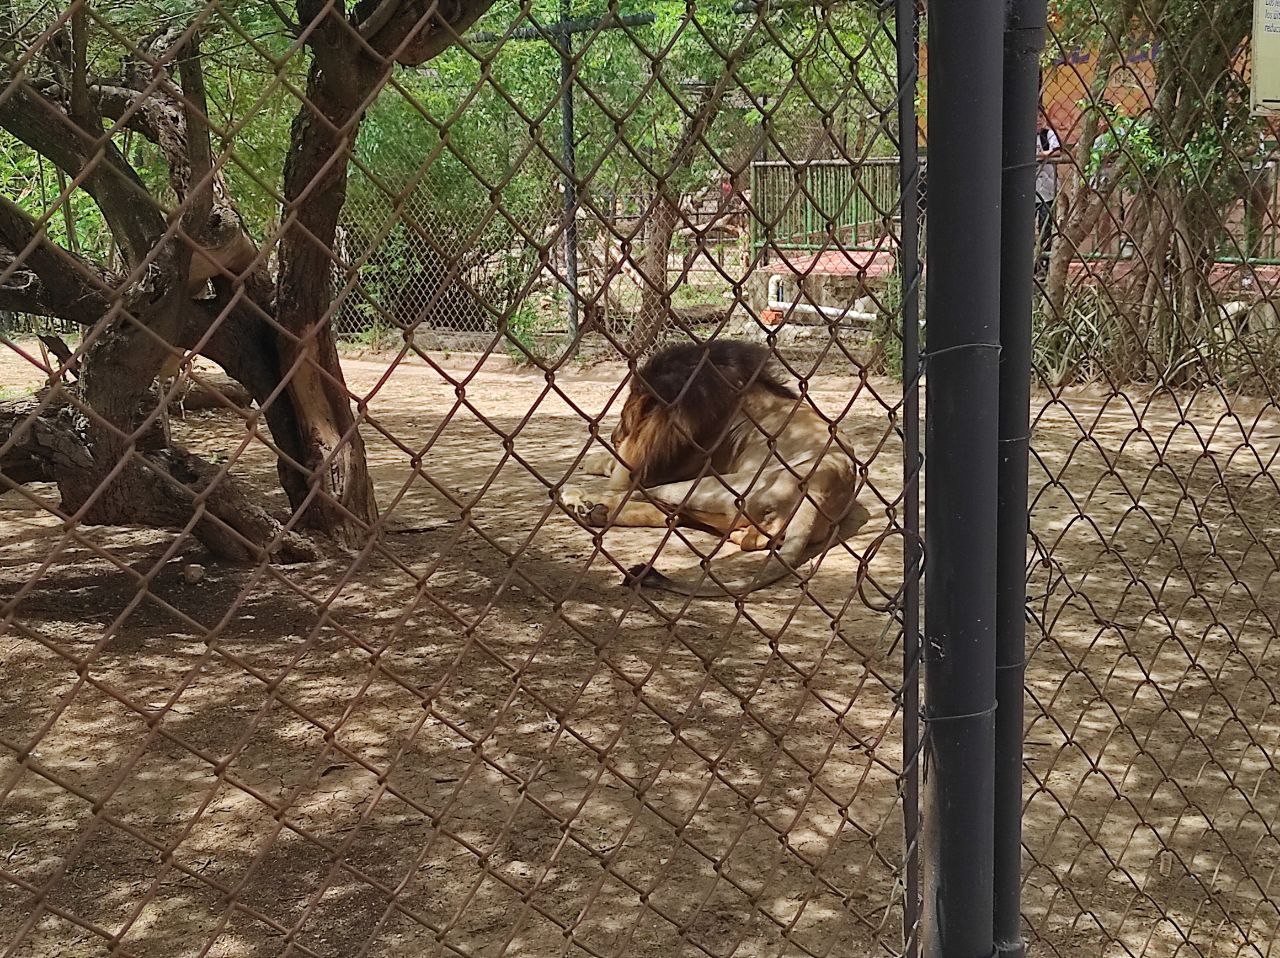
[1,339,1278,958]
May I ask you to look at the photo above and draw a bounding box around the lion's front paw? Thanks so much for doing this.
[559,487,610,527]
[578,450,616,478]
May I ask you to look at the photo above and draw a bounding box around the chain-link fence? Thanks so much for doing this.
[1026,4,1280,954]
[0,1,922,956]
[2,0,1278,956]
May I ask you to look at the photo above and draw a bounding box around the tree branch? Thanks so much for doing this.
[0,79,165,265]
[68,1,92,123]
[367,0,497,64]
[33,66,261,289]
[90,82,190,188]
[0,196,113,324]
[176,33,212,273]
[356,0,403,40]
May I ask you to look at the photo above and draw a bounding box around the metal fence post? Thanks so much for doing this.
[895,1,923,955]
[558,0,579,346]
[921,0,1004,955]
[995,0,1045,955]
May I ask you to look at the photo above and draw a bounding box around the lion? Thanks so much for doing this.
[560,340,869,598]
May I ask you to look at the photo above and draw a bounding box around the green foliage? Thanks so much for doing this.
[502,300,542,362]
[1084,98,1254,214]
[342,318,401,351]
[867,274,920,382]
[0,135,113,256]
[1032,282,1280,390]
[1084,107,1152,183]
[0,0,901,363]
[0,0,301,256]
[1033,284,1128,386]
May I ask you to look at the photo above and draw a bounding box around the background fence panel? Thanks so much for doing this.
[1026,3,1280,954]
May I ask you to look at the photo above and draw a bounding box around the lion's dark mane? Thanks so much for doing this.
[625,341,798,484]
[634,340,797,412]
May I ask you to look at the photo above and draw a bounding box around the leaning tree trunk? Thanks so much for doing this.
[273,55,381,544]
[0,25,308,562]
[0,0,496,557]
[629,191,681,355]
[1,391,316,563]
[269,0,498,540]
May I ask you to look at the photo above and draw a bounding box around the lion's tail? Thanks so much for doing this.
[624,500,870,600]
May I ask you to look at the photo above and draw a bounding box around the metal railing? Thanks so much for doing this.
[750,157,902,257]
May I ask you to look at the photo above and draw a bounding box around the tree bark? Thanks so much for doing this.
[0,30,312,560]
[626,86,729,355]
[0,0,498,556]
[274,48,382,544]
[270,0,499,540]
[629,191,681,354]
[1,396,316,562]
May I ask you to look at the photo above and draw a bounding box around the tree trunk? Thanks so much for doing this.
[2,395,315,563]
[628,191,680,355]
[624,83,729,356]
[274,56,381,544]
[0,0,500,559]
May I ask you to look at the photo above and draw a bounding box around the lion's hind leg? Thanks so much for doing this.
[643,470,774,541]
[578,449,618,478]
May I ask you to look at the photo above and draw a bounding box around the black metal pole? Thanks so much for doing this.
[468,9,656,358]
[559,0,579,343]
[922,0,1003,955]
[995,0,1044,955]
[894,0,922,956]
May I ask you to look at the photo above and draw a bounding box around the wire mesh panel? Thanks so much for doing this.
[1026,4,1280,955]
[0,1,922,956]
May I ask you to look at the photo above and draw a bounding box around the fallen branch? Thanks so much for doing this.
[1,396,316,563]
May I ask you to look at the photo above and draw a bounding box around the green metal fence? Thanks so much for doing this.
[750,157,901,256]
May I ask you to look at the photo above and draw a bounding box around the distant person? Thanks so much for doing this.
[1035,123,1061,274]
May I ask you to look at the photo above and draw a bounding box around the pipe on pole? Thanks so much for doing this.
[894,0,922,954]
[921,0,1003,954]
[995,0,1045,955]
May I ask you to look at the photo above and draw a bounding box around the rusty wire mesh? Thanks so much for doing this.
[0,1,921,956]
[7,0,1278,955]
[1025,4,1280,955]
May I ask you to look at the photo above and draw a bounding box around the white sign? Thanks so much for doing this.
[1253,0,1280,114]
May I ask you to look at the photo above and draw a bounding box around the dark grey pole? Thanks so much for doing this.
[559,0,579,342]
[467,10,658,355]
[995,0,1045,954]
[895,1,922,956]
[921,0,1003,955]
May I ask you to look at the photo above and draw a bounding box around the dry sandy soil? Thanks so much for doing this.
[0,339,1278,958]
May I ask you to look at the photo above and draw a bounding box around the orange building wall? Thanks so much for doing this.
[1042,39,1158,142]
[913,35,1160,147]
[915,31,1261,148]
